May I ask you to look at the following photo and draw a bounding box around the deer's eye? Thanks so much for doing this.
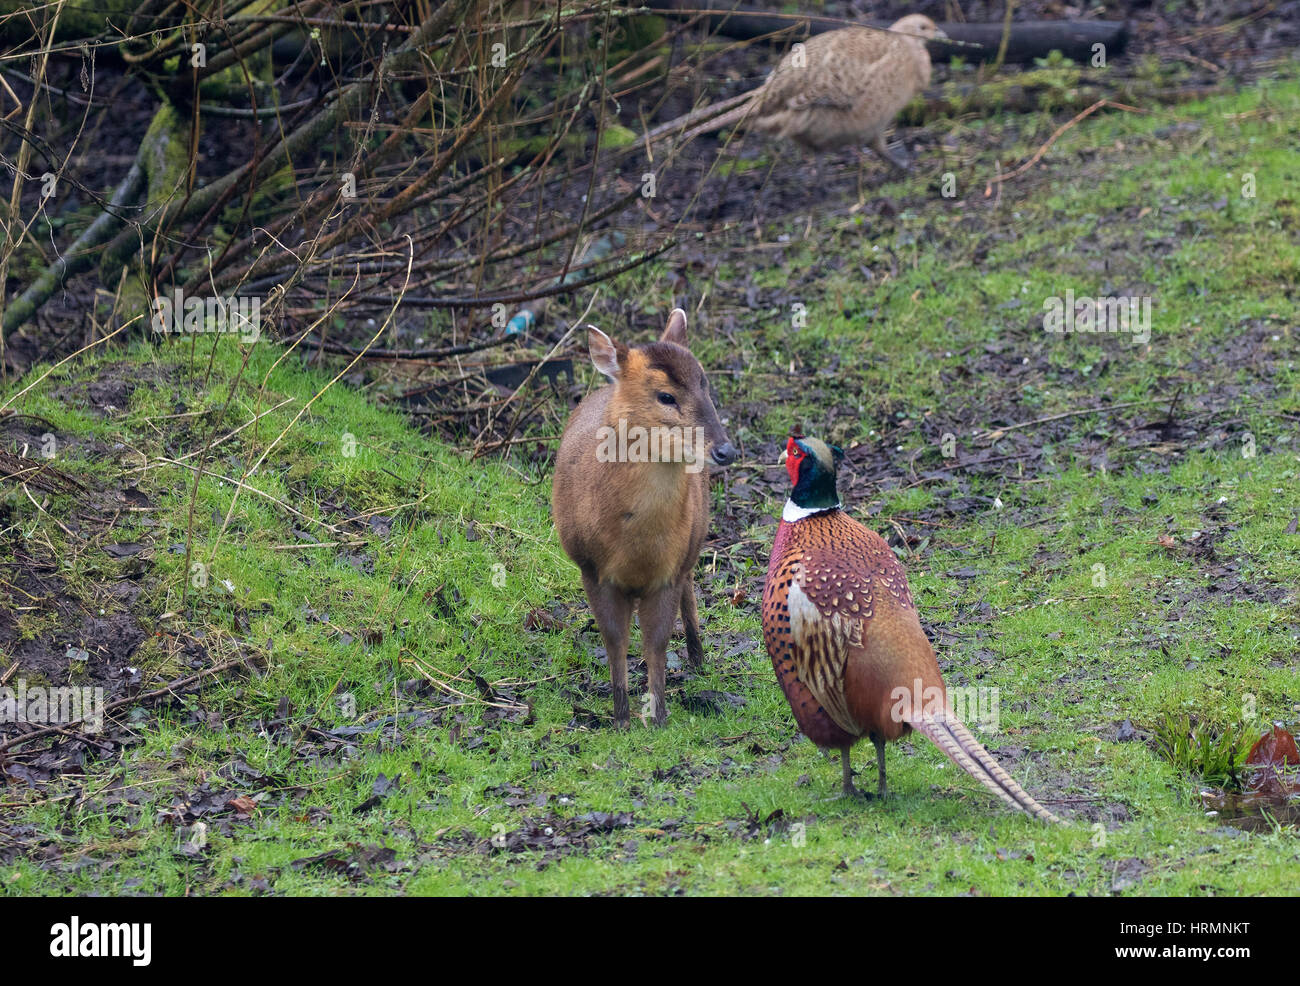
[657,392,677,406]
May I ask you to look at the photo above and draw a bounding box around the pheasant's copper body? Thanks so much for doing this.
[762,436,1060,822]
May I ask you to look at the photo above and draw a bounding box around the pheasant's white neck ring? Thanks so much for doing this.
[782,499,841,522]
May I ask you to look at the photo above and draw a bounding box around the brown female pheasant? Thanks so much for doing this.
[646,15,944,172]
[762,436,1060,822]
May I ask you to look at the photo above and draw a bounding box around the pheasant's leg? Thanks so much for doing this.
[871,132,912,174]
[841,744,857,796]
[873,736,888,801]
[680,580,704,670]
[639,584,679,725]
[582,570,633,729]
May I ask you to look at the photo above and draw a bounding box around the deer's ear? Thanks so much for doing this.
[588,326,623,380]
[660,308,688,347]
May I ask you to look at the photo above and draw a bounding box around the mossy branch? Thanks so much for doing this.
[2,161,145,335]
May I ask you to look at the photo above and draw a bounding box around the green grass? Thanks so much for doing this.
[2,78,1299,896]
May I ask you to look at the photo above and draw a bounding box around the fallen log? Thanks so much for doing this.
[638,2,1129,64]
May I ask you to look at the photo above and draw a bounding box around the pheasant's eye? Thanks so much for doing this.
[657,392,677,406]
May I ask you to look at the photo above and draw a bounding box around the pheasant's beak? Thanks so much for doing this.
[933,28,949,41]
[777,449,788,466]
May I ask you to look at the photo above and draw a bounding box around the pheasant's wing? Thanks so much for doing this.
[758,28,897,115]
[784,578,862,736]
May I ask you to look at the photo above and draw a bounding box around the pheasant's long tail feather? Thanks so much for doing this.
[908,712,1061,824]
[641,91,754,145]
[677,98,758,144]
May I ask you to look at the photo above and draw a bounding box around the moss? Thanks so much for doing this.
[599,124,639,150]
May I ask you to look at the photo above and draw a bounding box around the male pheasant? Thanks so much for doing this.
[762,436,1060,822]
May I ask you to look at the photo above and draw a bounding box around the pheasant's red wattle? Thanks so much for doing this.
[784,437,802,485]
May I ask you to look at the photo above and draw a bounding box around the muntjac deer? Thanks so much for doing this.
[552,308,737,728]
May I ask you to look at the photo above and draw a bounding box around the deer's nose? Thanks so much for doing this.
[710,442,737,466]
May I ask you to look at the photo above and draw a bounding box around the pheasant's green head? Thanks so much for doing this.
[780,435,843,510]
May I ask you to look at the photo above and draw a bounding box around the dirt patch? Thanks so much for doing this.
[0,577,146,695]
[49,361,182,418]
[0,360,241,786]
[1,412,110,467]
[0,521,219,787]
